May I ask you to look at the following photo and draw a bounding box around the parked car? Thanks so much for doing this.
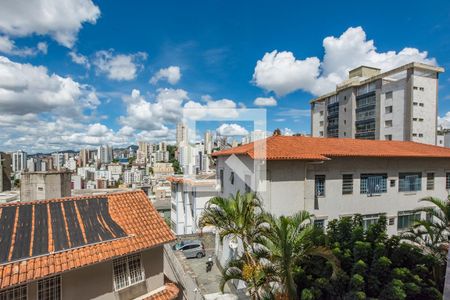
[173,240,205,258]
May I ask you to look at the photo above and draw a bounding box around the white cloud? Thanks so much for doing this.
[282,128,294,136]
[69,51,90,68]
[253,96,277,106]
[0,0,100,48]
[94,50,147,81]
[0,35,47,56]
[183,97,238,120]
[438,112,450,129]
[216,123,249,136]
[253,26,436,96]
[0,55,97,115]
[150,66,181,85]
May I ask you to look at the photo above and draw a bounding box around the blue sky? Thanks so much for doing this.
[1,0,450,152]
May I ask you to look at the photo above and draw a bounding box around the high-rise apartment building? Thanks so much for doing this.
[310,62,444,145]
[0,152,12,192]
[97,145,113,164]
[204,131,213,154]
[176,122,188,145]
[79,148,90,167]
[12,150,27,173]
[136,141,152,164]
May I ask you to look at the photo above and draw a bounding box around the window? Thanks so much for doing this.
[413,86,418,90]
[0,285,27,300]
[419,87,424,91]
[399,172,422,192]
[38,276,61,300]
[397,211,421,230]
[319,121,324,126]
[320,111,324,116]
[419,103,424,107]
[230,171,234,185]
[385,106,393,114]
[113,254,145,291]
[360,174,387,195]
[315,175,325,197]
[413,118,418,121]
[446,173,450,189]
[344,120,346,125]
[419,133,423,137]
[245,174,251,193]
[413,102,418,106]
[385,120,393,128]
[220,169,224,192]
[314,219,325,229]
[362,214,383,230]
[342,174,353,195]
[385,135,392,141]
[390,179,396,187]
[319,131,324,137]
[385,91,393,99]
[426,173,434,190]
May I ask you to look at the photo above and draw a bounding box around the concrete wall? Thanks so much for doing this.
[311,100,325,137]
[23,247,164,300]
[21,172,71,201]
[217,155,450,236]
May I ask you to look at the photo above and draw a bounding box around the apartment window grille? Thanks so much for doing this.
[360,174,387,195]
[397,211,421,230]
[385,106,393,114]
[113,253,145,291]
[315,175,326,197]
[0,285,27,300]
[399,173,422,192]
[362,214,383,230]
[385,91,393,99]
[342,174,353,195]
[446,173,450,189]
[426,173,434,190]
[390,179,396,187]
[38,276,61,300]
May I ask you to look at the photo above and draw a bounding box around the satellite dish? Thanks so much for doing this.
[229,237,238,250]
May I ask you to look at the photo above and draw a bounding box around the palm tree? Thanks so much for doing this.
[199,192,269,299]
[402,196,450,291]
[260,212,339,300]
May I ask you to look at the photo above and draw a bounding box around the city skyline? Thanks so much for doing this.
[1,1,450,153]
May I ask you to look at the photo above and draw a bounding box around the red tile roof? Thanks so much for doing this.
[144,283,179,300]
[212,135,450,160]
[0,190,175,290]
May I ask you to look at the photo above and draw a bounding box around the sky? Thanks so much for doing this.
[1,0,450,153]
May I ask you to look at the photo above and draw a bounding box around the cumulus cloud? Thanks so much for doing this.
[0,55,98,115]
[253,96,277,106]
[0,35,47,56]
[183,97,238,120]
[150,66,181,85]
[93,50,147,80]
[253,26,436,96]
[0,0,100,48]
[69,51,90,68]
[438,112,450,129]
[216,123,249,136]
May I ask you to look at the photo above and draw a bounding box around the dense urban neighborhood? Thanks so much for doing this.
[2,1,450,299]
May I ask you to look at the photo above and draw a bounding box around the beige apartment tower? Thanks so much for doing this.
[310,62,444,145]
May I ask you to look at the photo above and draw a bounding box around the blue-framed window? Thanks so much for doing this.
[399,172,421,192]
[360,174,387,195]
[315,175,326,197]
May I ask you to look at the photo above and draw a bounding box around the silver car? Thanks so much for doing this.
[173,240,205,258]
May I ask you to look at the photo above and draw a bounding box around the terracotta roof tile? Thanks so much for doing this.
[144,283,179,300]
[0,190,175,290]
[212,135,450,160]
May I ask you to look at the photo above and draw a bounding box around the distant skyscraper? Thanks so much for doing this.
[176,122,188,145]
[12,150,27,173]
[79,148,90,167]
[97,145,113,164]
[52,153,64,170]
[0,152,12,192]
[137,141,152,164]
[204,131,213,154]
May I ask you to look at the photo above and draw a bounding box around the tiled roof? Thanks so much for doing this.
[143,283,179,300]
[212,135,450,160]
[0,190,175,290]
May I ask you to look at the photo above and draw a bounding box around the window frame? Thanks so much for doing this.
[37,275,61,300]
[397,211,421,231]
[342,174,353,195]
[398,172,422,192]
[360,174,387,195]
[314,175,326,197]
[112,253,145,291]
[0,284,27,300]
[426,172,434,190]
[446,173,450,190]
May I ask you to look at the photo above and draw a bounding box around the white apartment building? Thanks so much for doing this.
[176,122,188,145]
[12,150,27,173]
[311,62,444,145]
[107,163,123,181]
[124,169,144,185]
[97,145,113,164]
[64,157,77,171]
[168,175,217,235]
[213,135,450,236]
[52,152,64,170]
